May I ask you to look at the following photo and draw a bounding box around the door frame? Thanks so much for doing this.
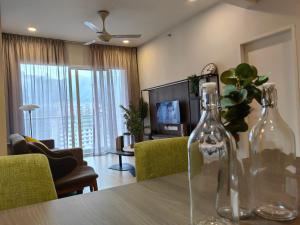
[239,25,300,154]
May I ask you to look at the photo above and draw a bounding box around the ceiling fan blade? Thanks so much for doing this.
[111,34,142,39]
[83,40,97,45]
[84,21,101,33]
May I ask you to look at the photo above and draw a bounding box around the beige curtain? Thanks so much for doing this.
[90,44,140,107]
[2,33,67,135]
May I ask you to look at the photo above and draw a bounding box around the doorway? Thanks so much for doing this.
[241,26,300,155]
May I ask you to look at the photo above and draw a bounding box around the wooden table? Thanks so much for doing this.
[0,173,299,225]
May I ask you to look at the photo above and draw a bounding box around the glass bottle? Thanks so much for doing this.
[188,82,239,225]
[249,83,298,221]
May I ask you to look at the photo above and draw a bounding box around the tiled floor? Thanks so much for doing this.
[84,154,137,191]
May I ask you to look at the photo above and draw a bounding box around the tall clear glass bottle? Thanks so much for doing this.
[188,82,239,225]
[249,83,298,221]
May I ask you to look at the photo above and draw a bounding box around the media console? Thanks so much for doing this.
[141,74,219,139]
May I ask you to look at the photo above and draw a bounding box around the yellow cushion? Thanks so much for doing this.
[24,136,40,143]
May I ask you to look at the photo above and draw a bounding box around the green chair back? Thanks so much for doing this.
[135,137,189,181]
[0,154,57,211]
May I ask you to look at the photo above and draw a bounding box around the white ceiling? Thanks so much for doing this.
[1,0,220,47]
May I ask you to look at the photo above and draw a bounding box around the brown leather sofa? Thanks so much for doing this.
[9,134,99,196]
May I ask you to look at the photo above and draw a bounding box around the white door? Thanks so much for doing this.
[241,28,300,156]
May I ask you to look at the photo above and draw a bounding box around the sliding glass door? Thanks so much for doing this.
[68,68,129,155]
[69,69,95,155]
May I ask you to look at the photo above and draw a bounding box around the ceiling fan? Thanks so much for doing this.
[83,10,142,45]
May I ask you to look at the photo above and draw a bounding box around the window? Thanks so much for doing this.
[21,64,128,155]
[20,63,69,149]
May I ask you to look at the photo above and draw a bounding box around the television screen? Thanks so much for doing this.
[156,100,180,124]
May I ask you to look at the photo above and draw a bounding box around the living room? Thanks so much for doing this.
[0,0,300,225]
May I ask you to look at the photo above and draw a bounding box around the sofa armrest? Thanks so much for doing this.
[47,156,78,180]
[31,142,73,158]
[134,137,188,182]
[28,143,77,180]
[53,148,85,166]
[40,139,55,149]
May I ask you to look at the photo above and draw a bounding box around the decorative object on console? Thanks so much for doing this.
[249,83,298,221]
[188,63,218,97]
[19,104,40,136]
[201,63,218,75]
[187,74,200,96]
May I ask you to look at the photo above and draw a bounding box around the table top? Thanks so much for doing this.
[0,173,298,225]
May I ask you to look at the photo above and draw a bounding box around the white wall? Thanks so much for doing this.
[138,0,300,155]
[138,0,300,89]
[0,9,8,155]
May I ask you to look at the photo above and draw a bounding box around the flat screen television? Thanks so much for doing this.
[156,100,180,125]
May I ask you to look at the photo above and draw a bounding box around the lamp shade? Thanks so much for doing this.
[19,104,40,111]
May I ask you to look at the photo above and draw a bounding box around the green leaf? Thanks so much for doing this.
[120,104,143,137]
[221,69,237,85]
[254,89,262,105]
[223,85,237,96]
[222,103,251,122]
[221,97,236,108]
[240,89,248,102]
[254,75,269,86]
[241,78,253,86]
[221,86,248,109]
[244,85,261,104]
[236,63,257,80]
[220,63,269,135]
[188,74,200,95]
[227,89,248,104]
[225,119,249,134]
[139,98,148,119]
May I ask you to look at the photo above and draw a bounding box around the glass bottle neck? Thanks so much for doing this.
[201,92,219,120]
[262,86,278,108]
[262,86,280,118]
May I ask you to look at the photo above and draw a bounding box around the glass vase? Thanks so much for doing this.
[188,82,239,225]
[249,83,298,221]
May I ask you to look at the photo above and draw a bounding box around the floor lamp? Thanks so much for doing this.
[19,104,40,137]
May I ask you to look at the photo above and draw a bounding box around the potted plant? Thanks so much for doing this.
[188,74,200,96]
[120,98,148,143]
[220,63,269,218]
[220,63,268,140]
[139,97,148,122]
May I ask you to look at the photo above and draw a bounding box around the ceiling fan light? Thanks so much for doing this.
[85,10,142,43]
[27,27,37,32]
